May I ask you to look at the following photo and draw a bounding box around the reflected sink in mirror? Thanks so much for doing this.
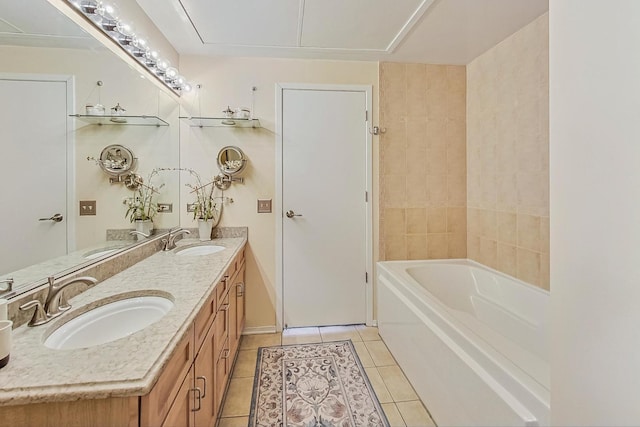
[174,245,225,257]
[44,294,174,350]
[83,247,122,260]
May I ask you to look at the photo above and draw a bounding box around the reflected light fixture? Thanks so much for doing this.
[66,0,192,94]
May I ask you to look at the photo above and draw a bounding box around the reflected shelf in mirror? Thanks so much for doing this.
[179,116,261,128]
[70,114,169,126]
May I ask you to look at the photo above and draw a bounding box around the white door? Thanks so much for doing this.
[281,87,370,328]
[0,77,69,275]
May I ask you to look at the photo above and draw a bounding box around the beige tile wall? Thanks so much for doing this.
[467,13,549,289]
[379,63,467,261]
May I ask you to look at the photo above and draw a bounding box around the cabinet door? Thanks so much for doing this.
[236,264,246,345]
[214,337,230,415]
[162,367,194,427]
[228,275,238,358]
[194,320,217,427]
[141,327,194,427]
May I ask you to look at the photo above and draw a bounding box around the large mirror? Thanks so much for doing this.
[0,0,180,297]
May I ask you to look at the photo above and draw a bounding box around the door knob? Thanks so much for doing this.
[286,210,302,218]
[39,213,63,223]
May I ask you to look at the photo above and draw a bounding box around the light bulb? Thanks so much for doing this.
[156,58,170,71]
[182,83,193,92]
[165,67,178,79]
[96,1,117,20]
[116,20,134,37]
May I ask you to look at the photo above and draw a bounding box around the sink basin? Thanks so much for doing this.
[174,245,225,256]
[44,295,173,350]
[83,248,120,260]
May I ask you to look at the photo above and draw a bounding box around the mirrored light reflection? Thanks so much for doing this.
[67,0,192,93]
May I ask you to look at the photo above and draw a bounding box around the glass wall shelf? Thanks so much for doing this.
[70,114,169,127]
[180,116,261,128]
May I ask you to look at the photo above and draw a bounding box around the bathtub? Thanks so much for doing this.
[377,259,549,427]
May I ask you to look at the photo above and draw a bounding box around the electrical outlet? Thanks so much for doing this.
[257,199,272,213]
[79,200,96,216]
[187,203,196,213]
[157,203,173,213]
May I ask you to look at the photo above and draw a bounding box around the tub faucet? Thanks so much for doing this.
[44,276,98,318]
[163,227,191,251]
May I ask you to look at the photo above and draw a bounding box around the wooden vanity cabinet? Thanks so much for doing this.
[0,247,246,427]
[147,248,246,427]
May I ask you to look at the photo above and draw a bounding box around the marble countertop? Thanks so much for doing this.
[0,236,246,407]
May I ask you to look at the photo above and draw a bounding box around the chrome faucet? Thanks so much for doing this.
[163,227,191,251]
[130,230,150,240]
[19,275,98,326]
[45,276,98,318]
[0,278,13,294]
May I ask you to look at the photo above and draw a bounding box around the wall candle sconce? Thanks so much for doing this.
[64,0,192,95]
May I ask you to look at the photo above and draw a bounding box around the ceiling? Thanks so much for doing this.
[0,0,100,49]
[0,0,549,64]
[136,0,549,64]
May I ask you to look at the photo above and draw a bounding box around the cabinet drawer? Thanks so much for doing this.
[140,326,194,427]
[194,291,216,352]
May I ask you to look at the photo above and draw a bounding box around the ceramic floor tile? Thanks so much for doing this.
[396,401,436,427]
[282,327,322,345]
[356,324,381,341]
[381,402,407,427]
[364,367,393,404]
[232,349,258,378]
[353,341,375,368]
[221,377,254,417]
[365,340,397,366]
[239,333,281,350]
[218,416,250,427]
[378,365,418,402]
[319,325,363,342]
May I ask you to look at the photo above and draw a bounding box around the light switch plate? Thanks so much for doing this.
[79,200,96,216]
[257,199,272,213]
[157,203,173,213]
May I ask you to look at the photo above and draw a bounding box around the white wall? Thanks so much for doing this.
[550,1,640,424]
[179,56,379,330]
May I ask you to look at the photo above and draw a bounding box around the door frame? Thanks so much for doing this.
[275,83,373,331]
[0,73,76,253]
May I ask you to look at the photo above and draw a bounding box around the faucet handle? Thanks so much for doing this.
[19,300,48,327]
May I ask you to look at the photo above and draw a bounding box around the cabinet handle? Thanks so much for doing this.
[191,387,202,412]
[196,375,207,398]
[222,274,230,282]
[221,303,230,311]
[237,282,244,297]
[222,349,230,359]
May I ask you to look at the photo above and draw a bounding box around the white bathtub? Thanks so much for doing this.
[377,259,549,427]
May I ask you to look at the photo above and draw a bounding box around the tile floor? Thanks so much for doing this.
[218,325,436,427]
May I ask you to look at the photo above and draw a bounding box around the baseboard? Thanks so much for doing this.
[242,326,277,335]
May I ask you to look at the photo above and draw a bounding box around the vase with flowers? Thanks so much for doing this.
[186,170,220,241]
[124,170,163,238]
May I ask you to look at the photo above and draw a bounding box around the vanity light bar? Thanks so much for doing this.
[65,0,192,94]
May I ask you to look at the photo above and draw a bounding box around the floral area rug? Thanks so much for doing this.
[249,340,390,427]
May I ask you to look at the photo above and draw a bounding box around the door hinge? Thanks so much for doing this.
[365,110,368,121]
[365,191,368,202]
[365,272,368,283]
